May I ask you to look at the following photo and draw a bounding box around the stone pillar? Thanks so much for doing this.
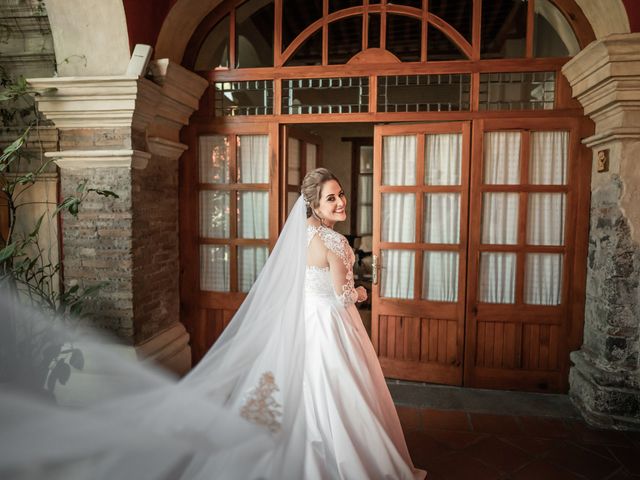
[28,60,208,381]
[562,33,640,430]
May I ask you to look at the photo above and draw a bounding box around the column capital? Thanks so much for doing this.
[562,33,640,147]
[28,59,209,161]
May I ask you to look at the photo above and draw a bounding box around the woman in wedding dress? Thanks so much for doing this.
[301,168,425,479]
[0,169,426,480]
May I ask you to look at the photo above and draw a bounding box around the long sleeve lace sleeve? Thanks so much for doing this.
[318,228,359,307]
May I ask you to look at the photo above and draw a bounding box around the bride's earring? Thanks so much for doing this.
[312,208,326,227]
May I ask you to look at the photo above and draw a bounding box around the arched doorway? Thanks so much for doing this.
[178,0,595,393]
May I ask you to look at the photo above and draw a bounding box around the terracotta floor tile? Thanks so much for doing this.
[425,429,486,450]
[461,436,532,474]
[567,420,633,446]
[500,436,562,456]
[608,445,640,475]
[511,459,583,480]
[469,413,523,435]
[425,451,502,480]
[397,405,422,431]
[422,409,471,431]
[518,415,572,438]
[404,429,453,469]
[545,441,620,479]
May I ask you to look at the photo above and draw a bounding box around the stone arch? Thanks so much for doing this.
[155,0,631,64]
[42,0,131,76]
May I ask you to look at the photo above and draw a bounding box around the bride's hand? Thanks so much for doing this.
[356,286,368,302]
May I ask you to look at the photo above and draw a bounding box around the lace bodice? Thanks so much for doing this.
[306,224,358,306]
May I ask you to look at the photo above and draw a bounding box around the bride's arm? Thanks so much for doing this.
[326,246,359,306]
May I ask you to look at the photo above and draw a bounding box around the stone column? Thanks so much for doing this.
[562,33,640,430]
[29,61,208,386]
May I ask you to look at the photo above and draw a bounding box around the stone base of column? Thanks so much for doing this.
[569,350,640,431]
[54,323,191,407]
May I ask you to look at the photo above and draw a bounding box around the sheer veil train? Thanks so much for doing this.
[0,197,311,479]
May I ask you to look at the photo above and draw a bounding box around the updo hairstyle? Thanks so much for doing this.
[300,168,342,218]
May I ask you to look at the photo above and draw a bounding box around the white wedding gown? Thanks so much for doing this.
[0,198,426,480]
[303,224,426,479]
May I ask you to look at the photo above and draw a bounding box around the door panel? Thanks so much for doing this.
[180,123,280,363]
[464,117,588,393]
[372,122,471,385]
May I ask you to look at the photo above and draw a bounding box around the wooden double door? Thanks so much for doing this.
[181,118,589,393]
[371,119,589,392]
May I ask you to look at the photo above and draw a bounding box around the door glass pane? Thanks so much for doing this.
[200,245,230,292]
[381,249,415,299]
[288,137,301,185]
[479,252,516,304]
[199,135,230,184]
[424,193,460,244]
[481,193,519,244]
[425,133,462,185]
[534,0,580,57]
[200,191,230,238]
[238,191,269,239]
[530,131,568,185]
[527,193,565,245]
[306,143,317,172]
[381,193,415,242]
[525,253,563,305]
[484,131,521,184]
[422,251,459,302]
[238,135,269,183]
[358,205,372,235]
[382,135,416,185]
[238,246,269,293]
[359,175,373,200]
[194,15,229,70]
[287,192,299,216]
[235,0,274,68]
[481,0,527,59]
[360,145,373,173]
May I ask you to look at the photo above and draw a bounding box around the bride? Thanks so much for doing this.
[0,169,426,480]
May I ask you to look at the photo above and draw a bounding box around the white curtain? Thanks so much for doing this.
[200,191,230,238]
[424,193,459,244]
[238,135,269,183]
[383,135,416,185]
[479,252,516,303]
[201,245,230,292]
[527,193,565,245]
[530,131,567,185]
[238,246,269,293]
[381,193,415,242]
[239,191,269,239]
[381,250,415,299]
[425,133,461,185]
[199,135,229,184]
[482,192,519,244]
[525,253,563,305]
[484,131,521,184]
[358,175,373,235]
[422,252,458,302]
[287,138,301,186]
[305,143,317,172]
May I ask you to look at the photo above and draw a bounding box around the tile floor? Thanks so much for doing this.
[398,406,640,480]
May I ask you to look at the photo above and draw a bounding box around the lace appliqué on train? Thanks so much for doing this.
[239,371,283,434]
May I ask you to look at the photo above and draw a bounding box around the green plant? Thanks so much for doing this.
[0,75,118,322]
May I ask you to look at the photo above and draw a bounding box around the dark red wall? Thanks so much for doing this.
[122,0,177,53]
[623,0,640,32]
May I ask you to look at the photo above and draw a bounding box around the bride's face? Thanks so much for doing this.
[316,179,347,225]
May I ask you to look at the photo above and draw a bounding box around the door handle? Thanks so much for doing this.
[372,254,380,285]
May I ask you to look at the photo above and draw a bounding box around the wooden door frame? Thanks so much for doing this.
[462,116,592,392]
[371,121,471,385]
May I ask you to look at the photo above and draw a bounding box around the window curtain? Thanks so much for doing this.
[425,133,461,185]
[238,135,270,291]
[382,135,416,185]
